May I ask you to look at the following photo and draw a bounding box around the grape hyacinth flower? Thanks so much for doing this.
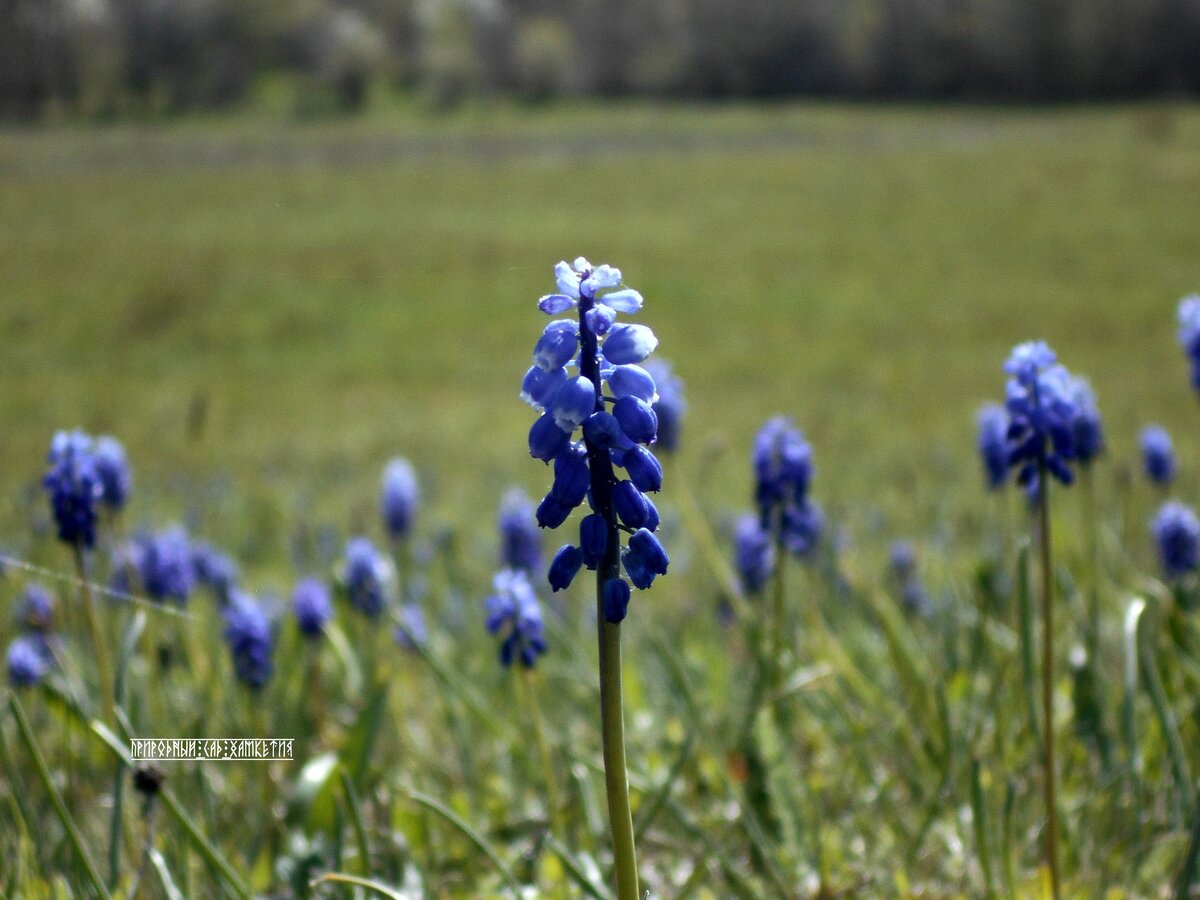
[997,339,1082,900]
[43,430,103,549]
[484,569,547,668]
[191,542,238,605]
[137,527,196,605]
[523,257,666,898]
[498,487,543,574]
[977,403,1010,491]
[1141,425,1176,487]
[753,417,823,556]
[1177,294,1200,390]
[1003,341,1079,498]
[394,603,428,651]
[293,577,332,638]
[340,537,392,619]
[94,435,132,512]
[222,592,275,689]
[643,359,686,453]
[1152,501,1200,580]
[733,514,774,596]
[381,458,419,541]
[1068,377,1104,467]
[889,540,930,616]
[7,635,50,688]
[17,583,55,631]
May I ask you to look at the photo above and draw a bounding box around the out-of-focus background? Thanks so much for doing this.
[2,1,1198,559]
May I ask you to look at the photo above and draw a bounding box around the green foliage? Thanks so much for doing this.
[1,104,1200,895]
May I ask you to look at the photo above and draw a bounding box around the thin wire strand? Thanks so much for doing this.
[0,554,193,620]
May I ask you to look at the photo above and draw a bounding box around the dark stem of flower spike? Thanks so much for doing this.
[577,287,641,900]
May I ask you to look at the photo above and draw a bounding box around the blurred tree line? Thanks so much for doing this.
[2,0,1199,119]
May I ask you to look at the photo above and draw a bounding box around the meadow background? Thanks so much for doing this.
[3,66,1200,900]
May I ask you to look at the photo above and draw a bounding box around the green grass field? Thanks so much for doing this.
[3,102,1200,897]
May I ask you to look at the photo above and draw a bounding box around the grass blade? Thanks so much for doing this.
[311,871,410,898]
[7,692,110,898]
[406,789,521,896]
[339,764,372,875]
[544,834,614,900]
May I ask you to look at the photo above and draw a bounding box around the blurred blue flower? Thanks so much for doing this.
[644,359,685,453]
[753,417,822,558]
[889,540,930,616]
[733,514,774,595]
[1141,425,1176,486]
[293,577,332,638]
[17,583,55,631]
[191,542,238,605]
[93,435,132,512]
[381,458,419,540]
[7,635,51,688]
[341,537,392,619]
[1068,376,1104,466]
[1153,501,1200,579]
[138,526,195,605]
[498,488,542,574]
[1002,341,1079,494]
[43,430,102,548]
[977,403,1009,490]
[1178,294,1200,389]
[222,592,275,689]
[484,569,547,668]
[394,603,428,651]
[889,540,917,582]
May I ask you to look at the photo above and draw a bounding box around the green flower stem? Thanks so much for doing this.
[598,606,639,900]
[74,540,116,725]
[519,665,564,842]
[1037,464,1062,900]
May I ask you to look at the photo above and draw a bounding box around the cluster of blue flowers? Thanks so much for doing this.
[6,583,58,688]
[733,513,774,595]
[997,341,1083,495]
[889,540,930,616]
[1177,294,1200,389]
[341,536,393,619]
[752,417,823,556]
[293,577,333,638]
[1152,501,1200,580]
[497,487,543,574]
[381,458,419,541]
[222,592,275,689]
[977,403,1010,490]
[643,359,686,453]
[522,258,669,623]
[484,569,547,668]
[43,430,131,548]
[1141,425,1176,487]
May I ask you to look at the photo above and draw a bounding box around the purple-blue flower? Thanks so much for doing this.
[889,540,930,616]
[977,403,1009,490]
[394,603,428,651]
[17,583,55,631]
[498,488,543,574]
[1177,294,1200,389]
[222,592,275,688]
[7,635,51,688]
[1152,501,1200,579]
[1141,425,1176,487]
[753,417,822,558]
[733,514,774,595]
[381,458,419,540]
[137,527,195,605]
[1002,341,1079,494]
[522,258,668,614]
[94,436,132,511]
[484,569,547,668]
[191,542,238,605]
[644,359,685,453]
[341,537,392,619]
[43,430,103,548]
[293,577,332,638]
[1068,377,1104,466]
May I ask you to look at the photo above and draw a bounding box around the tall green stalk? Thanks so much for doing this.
[1037,465,1062,900]
[598,590,639,900]
[74,540,116,725]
